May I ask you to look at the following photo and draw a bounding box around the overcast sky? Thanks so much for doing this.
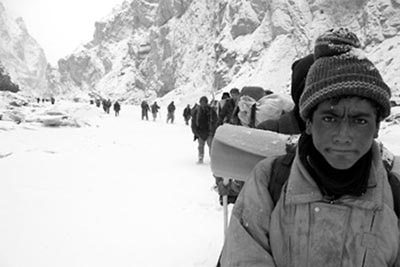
[1,0,125,65]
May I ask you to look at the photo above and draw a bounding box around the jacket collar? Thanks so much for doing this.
[284,141,386,211]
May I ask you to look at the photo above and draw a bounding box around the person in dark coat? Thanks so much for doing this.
[191,96,218,164]
[106,99,112,114]
[217,92,230,117]
[113,101,121,116]
[257,53,315,134]
[151,101,160,121]
[217,88,240,126]
[183,104,192,125]
[141,100,150,120]
[166,101,176,123]
[102,99,108,113]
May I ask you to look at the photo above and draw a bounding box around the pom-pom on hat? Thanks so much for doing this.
[299,28,391,121]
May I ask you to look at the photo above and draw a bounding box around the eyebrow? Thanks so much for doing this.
[319,109,375,118]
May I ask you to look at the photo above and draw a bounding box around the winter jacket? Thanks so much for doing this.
[183,107,191,119]
[113,102,121,111]
[151,103,160,113]
[220,142,400,267]
[141,101,150,112]
[167,103,176,113]
[218,98,236,125]
[191,105,218,141]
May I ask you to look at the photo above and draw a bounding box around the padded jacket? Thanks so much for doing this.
[220,142,400,267]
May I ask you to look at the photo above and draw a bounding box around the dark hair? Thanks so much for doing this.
[199,96,208,104]
[222,92,230,99]
[230,88,240,95]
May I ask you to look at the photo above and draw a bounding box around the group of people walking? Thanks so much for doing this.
[91,98,121,117]
[140,100,179,123]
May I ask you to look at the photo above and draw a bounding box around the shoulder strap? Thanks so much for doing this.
[268,153,295,205]
[268,152,400,217]
[387,170,400,218]
[249,103,257,128]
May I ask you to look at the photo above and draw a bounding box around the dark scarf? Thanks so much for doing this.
[298,134,372,200]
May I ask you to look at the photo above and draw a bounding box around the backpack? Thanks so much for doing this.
[237,94,294,128]
[269,153,400,217]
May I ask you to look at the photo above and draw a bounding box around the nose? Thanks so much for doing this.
[332,119,352,144]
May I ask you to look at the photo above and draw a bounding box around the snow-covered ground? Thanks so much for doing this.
[1,100,400,267]
[0,103,223,267]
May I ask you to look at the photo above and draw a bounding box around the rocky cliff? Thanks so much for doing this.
[0,2,49,96]
[52,0,400,104]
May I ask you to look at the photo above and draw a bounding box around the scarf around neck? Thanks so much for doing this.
[298,134,372,200]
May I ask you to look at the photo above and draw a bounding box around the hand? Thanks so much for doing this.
[217,181,230,196]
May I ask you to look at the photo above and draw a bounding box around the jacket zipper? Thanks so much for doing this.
[361,212,376,266]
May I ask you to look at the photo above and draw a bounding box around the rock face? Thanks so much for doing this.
[51,0,400,104]
[0,2,49,95]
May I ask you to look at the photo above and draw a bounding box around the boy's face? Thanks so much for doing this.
[306,97,379,170]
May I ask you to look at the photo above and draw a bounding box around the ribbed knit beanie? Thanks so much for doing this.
[299,28,391,121]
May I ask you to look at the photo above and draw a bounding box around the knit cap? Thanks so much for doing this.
[299,28,391,121]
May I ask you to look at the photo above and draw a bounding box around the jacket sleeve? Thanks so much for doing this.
[191,108,198,136]
[210,109,218,136]
[218,100,232,125]
[220,159,277,267]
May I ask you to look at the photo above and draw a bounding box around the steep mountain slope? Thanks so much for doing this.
[0,2,48,96]
[52,0,400,104]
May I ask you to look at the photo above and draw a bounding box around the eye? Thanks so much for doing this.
[353,118,368,125]
[322,116,336,122]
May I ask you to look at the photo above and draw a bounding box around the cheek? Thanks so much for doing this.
[310,127,331,150]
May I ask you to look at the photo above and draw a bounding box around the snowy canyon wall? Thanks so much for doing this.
[52,0,400,104]
[0,2,49,96]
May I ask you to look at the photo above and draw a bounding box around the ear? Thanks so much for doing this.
[374,122,380,138]
[305,119,312,135]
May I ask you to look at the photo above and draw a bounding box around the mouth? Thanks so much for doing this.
[328,148,356,154]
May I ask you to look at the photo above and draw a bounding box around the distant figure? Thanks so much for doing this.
[151,101,160,121]
[183,104,192,125]
[102,99,112,113]
[42,98,45,103]
[113,101,121,116]
[217,92,230,117]
[106,99,112,114]
[217,88,240,126]
[95,99,101,107]
[210,99,219,113]
[191,96,218,164]
[50,97,55,105]
[102,99,108,113]
[141,100,150,120]
[166,101,176,123]
[36,98,40,104]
